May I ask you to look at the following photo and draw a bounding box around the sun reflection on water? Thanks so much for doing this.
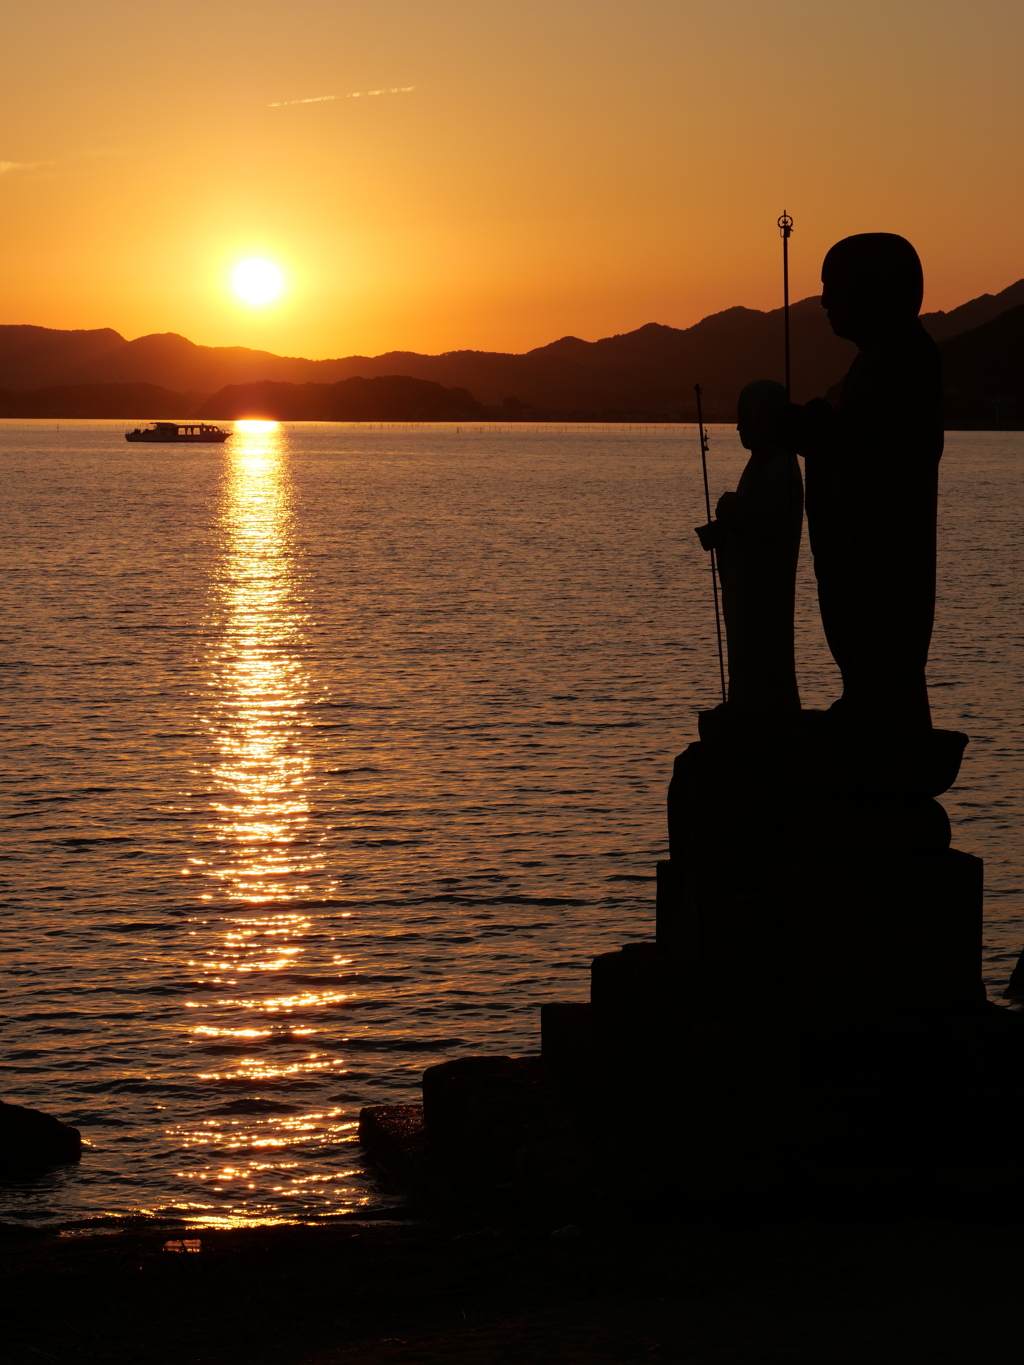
[194,421,326,903]
[172,423,366,1225]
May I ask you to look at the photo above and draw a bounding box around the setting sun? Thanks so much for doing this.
[232,258,284,306]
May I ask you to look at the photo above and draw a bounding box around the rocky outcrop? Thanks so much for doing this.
[0,1101,82,1173]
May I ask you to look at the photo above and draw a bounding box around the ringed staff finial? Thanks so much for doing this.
[778,211,794,398]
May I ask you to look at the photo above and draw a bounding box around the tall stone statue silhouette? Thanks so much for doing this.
[791,233,943,731]
[696,380,803,717]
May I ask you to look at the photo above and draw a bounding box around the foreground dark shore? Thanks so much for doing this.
[5,1211,1024,1364]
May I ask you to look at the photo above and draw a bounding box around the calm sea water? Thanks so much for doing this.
[2,420,1022,1230]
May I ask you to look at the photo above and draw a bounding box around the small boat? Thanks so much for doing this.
[125,421,231,443]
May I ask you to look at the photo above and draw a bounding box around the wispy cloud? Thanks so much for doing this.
[269,95,337,107]
[269,86,416,108]
[350,86,416,99]
[0,160,49,175]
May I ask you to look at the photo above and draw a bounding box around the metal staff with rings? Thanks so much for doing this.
[779,211,794,400]
[694,382,727,703]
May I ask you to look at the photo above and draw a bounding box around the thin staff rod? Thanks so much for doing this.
[779,211,794,400]
[695,382,727,704]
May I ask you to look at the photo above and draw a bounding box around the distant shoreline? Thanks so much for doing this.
[3,282,1022,427]
[0,409,1019,431]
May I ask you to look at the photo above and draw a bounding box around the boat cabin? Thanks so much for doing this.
[151,422,221,438]
[125,421,231,443]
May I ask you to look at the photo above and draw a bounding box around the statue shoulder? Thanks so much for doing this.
[883,320,941,378]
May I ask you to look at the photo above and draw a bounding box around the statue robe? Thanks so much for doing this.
[715,443,803,714]
[804,319,943,729]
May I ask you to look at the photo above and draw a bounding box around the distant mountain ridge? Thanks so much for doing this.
[915,279,1024,341]
[0,381,192,420]
[0,325,125,390]
[2,276,1022,422]
[940,305,1024,428]
[0,377,486,422]
[0,302,854,414]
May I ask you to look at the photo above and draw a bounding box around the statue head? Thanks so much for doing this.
[821,233,924,346]
[737,379,790,450]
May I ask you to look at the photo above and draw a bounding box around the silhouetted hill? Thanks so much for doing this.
[197,375,484,422]
[2,278,1021,420]
[939,306,1024,428]
[921,278,1024,343]
[0,302,852,417]
[0,328,344,396]
[320,298,858,416]
[0,325,124,389]
[0,382,193,419]
[68,332,331,395]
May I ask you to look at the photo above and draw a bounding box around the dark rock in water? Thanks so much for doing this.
[359,1104,429,1192]
[362,1056,603,1221]
[0,1101,82,1173]
[421,1056,569,1183]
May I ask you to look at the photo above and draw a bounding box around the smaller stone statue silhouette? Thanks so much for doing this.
[696,380,803,716]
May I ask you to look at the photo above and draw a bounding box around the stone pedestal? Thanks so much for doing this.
[660,715,982,1021]
[361,714,1021,1217]
[577,713,992,1143]
[549,718,1011,1202]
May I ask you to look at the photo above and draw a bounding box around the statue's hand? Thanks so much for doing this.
[695,521,722,551]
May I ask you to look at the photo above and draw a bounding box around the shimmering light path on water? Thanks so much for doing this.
[2,421,1021,1228]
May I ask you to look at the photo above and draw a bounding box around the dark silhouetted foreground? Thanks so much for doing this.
[5,1213,1024,1364]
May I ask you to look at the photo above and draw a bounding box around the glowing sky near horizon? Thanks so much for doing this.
[0,0,1021,356]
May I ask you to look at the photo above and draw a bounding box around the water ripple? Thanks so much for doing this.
[1,420,1021,1228]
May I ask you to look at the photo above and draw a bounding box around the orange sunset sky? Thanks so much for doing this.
[2,0,1021,358]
